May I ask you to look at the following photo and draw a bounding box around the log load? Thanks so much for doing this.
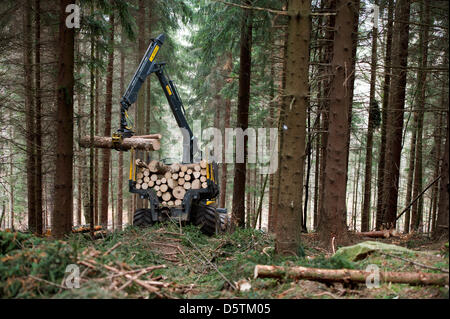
[133,159,210,207]
[254,265,449,286]
[79,136,160,151]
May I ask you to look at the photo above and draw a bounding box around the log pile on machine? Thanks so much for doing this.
[134,159,209,207]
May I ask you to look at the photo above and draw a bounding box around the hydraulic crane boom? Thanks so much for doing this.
[115,33,198,163]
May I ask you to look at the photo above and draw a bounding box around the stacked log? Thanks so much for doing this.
[134,159,208,207]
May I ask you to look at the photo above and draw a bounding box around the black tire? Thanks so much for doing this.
[191,204,229,236]
[133,209,154,227]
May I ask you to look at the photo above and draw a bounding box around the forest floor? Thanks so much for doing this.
[0,223,448,299]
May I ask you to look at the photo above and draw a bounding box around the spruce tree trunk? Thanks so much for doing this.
[231,3,253,228]
[411,0,430,232]
[9,110,14,230]
[220,97,231,209]
[376,0,394,229]
[361,1,378,232]
[317,0,336,226]
[100,14,115,227]
[381,0,411,229]
[268,26,286,234]
[52,0,75,238]
[220,52,232,209]
[34,0,43,234]
[313,111,320,230]
[23,0,37,234]
[145,6,152,164]
[431,89,445,233]
[274,0,310,255]
[345,0,360,190]
[94,45,100,225]
[318,0,358,245]
[135,0,146,211]
[404,117,417,233]
[89,2,96,235]
[117,30,126,231]
[433,124,449,239]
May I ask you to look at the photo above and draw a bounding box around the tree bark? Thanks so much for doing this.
[135,0,146,211]
[254,265,449,286]
[411,0,430,232]
[433,119,449,239]
[94,40,100,225]
[376,0,394,230]
[361,1,378,232]
[231,2,253,228]
[317,0,336,230]
[381,0,411,229]
[117,30,126,231]
[89,3,95,236]
[268,20,286,234]
[274,0,310,255]
[100,14,115,226]
[34,0,44,234]
[80,136,160,151]
[23,0,37,234]
[52,0,75,238]
[431,87,445,234]
[220,53,232,209]
[404,116,417,233]
[318,0,358,245]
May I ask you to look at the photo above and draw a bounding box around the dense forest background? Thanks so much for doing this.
[0,0,448,251]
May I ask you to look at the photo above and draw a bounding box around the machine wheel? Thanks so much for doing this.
[191,204,229,236]
[133,209,154,227]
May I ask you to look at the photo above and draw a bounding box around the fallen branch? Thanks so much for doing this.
[380,252,449,274]
[396,175,441,221]
[79,136,160,151]
[102,242,122,256]
[254,265,449,286]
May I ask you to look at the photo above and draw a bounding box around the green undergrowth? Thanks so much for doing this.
[0,225,447,299]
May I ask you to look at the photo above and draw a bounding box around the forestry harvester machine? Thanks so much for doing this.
[113,34,228,235]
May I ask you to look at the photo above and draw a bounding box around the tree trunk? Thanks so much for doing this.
[117,31,126,231]
[231,2,253,228]
[317,0,336,229]
[318,0,358,245]
[34,0,44,234]
[9,110,14,230]
[303,108,311,232]
[23,0,37,234]
[381,0,411,229]
[135,0,146,211]
[274,0,310,255]
[254,265,449,286]
[361,1,378,232]
[52,0,75,238]
[220,95,231,209]
[75,35,85,226]
[100,13,115,226]
[352,148,362,231]
[376,0,394,229]
[411,0,430,232]
[433,117,449,239]
[94,42,100,225]
[268,22,286,234]
[431,88,445,234]
[404,117,417,233]
[313,111,320,230]
[89,2,96,236]
[145,6,152,164]
[345,0,360,194]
